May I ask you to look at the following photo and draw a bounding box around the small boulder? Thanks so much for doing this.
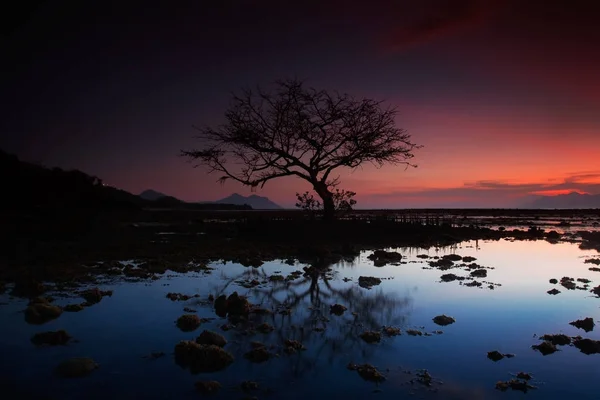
[330,304,347,316]
[25,303,63,325]
[244,346,272,363]
[573,338,600,355]
[31,330,71,346]
[470,269,487,278]
[195,380,221,395]
[174,341,234,373]
[540,334,571,346]
[570,317,595,332]
[64,304,85,312]
[176,314,202,332]
[495,379,536,393]
[80,288,113,304]
[358,276,381,289]
[368,250,403,266]
[360,331,381,343]
[214,295,227,317]
[347,363,386,382]
[383,326,401,336]
[196,330,227,347]
[547,288,561,295]
[55,357,98,378]
[549,278,558,284]
[487,351,506,362]
[532,341,557,356]
[516,372,532,380]
[241,380,259,392]
[432,315,455,326]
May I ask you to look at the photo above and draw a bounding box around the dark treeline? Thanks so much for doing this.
[0,149,250,212]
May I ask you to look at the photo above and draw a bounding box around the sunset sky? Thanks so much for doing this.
[2,0,599,208]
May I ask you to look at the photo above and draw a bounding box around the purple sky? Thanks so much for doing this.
[2,0,599,208]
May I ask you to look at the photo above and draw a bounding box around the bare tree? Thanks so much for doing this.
[182,78,421,220]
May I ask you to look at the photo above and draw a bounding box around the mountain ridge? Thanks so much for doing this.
[215,193,282,209]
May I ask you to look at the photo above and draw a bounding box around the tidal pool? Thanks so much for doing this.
[1,239,599,399]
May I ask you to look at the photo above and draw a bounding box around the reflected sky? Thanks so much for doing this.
[0,240,599,399]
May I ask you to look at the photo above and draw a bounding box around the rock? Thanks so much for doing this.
[31,330,71,346]
[415,370,434,386]
[256,323,274,333]
[573,338,600,355]
[25,303,63,325]
[196,330,227,347]
[487,351,508,362]
[241,381,259,392]
[462,256,477,262]
[495,379,536,393]
[570,317,595,332]
[174,341,234,373]
[540,334,571,346]
[244,346,272,363]
[80,288,113,304]
[516,372,532,380]
[28,296,52,305]
[584,259,600,265]
[589,267,600,272]
[577,278,591,284]
[142,351,165,359]
[176,314,202,332]
[432,315,455,326]
[549,278,558,284]
[214,295,227,317]
[383,326,401,336]
[195,380,221,395]
[547,288,561,295]
[532,341,558,355]
[213,292,251,317]
[64,304,85,312]
[269,274,285,282]
[368,250,403,266]
[442,254,462,261]
[360,331,381,343]
[347,363,386,383]
[330,304,347,315]
[406,329,422,336]
[166,292,190,301]
[55,357,98,378]
[358,276,382,289]
[560,277,576,290]
[470,269,487,278]
[440,273,464,282]
[284,339,305,354]
[591,285,600,297]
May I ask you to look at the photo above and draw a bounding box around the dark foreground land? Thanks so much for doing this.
[2,206,599,287]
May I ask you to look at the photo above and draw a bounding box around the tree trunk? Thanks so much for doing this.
[313,182,335,221]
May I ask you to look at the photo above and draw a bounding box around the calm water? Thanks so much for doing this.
[1,239,599,399]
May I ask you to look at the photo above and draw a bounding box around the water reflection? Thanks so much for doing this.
[211,259,413,378]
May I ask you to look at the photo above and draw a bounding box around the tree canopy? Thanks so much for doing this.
[182,78,421,219]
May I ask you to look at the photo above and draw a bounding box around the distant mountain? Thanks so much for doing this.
[522,192,600,209]
[215,193,282,209]
[139,189,168,201]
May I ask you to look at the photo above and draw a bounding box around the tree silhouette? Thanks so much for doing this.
[208,260,413,378]
[182,79,420,220]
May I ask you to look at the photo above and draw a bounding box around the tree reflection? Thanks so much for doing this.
[210,259,413,378]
